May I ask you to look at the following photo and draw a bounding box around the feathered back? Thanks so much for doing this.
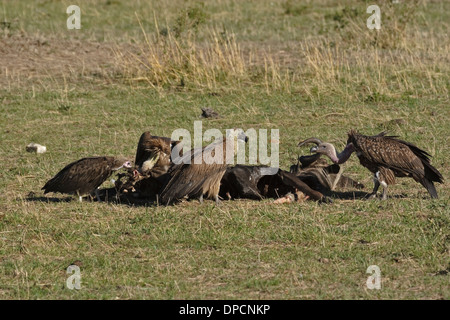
[160,133,245,205]
[347,130,443,197]
[42,156,127,196]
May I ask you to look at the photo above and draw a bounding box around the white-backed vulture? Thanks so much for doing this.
[298,130,444,199]
[160,129,247,205]
[42,156,132,201]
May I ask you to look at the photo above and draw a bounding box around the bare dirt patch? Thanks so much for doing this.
[0,34,121,87]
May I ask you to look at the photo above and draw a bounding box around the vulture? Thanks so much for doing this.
[298,130,443,199]
[132,132,182,198]
[135,131,181,178]
[160,129,248,205]
[42,156,132,201]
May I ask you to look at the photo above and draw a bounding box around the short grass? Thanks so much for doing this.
[0,0,448,299]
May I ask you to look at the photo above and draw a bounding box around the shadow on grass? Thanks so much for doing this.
[24,190,159,207]
[24,189,412,207]
[329,190,409,200]
[25,196,74,203]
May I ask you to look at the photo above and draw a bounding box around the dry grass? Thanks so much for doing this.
[112,0,449,101]
[0,0,448,300]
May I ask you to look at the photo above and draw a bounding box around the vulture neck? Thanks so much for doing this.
[332,143,354,164]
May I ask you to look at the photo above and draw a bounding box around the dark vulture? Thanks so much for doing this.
[298,130,443,199]
[42,156,132,201]
[160,129,248,205]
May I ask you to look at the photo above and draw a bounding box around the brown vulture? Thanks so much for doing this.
[42,156,132,201]
[131,132,182,198]
[298,130,443,199]
[135,131,181,177]
[160,129,248,205]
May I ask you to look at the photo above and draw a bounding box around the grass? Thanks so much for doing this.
[0,0,449,299]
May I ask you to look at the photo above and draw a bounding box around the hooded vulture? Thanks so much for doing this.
[298,131,443,199]
[160,129,247,205]
[42,156,132,201]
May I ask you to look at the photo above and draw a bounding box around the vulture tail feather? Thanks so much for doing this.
[419,178,438,199]
[424,161,444,184]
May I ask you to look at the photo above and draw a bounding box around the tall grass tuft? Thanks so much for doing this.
[114,2,448,100]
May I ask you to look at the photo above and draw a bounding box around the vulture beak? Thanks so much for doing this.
[310,146,318,153]
[298,137,323,148]
[124,161,133,169]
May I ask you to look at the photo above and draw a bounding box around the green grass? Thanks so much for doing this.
[0,0,449,299]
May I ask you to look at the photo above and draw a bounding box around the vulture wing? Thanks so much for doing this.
[354,135,426,175]
[354,134,443,194]
[161,163,226,203]
[390,137,443,183]
[160,142,229,204]
[42,157,116,195]
[277,170,327,201]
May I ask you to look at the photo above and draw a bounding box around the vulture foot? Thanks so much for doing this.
[214,195,221,206]
[364,193,379,200]
[319,196,333,204]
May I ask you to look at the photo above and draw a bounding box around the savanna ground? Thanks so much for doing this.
[0,0,448,300]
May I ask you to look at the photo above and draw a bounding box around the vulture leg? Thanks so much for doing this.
[78,196,83,202]
[376,171,389,200]
[367,175,380,199]
[199,194,204,204]
[381,186,388,200]
[215,194,220,206]
[95,188,102,202]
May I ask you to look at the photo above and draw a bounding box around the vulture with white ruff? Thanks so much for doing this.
[135,131,181,178]
[131,131,182,197]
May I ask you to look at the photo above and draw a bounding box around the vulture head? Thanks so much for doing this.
[298,137,354,165]
[113,157,133,170]
[298,138,339,163]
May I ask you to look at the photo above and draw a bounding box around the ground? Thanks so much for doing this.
[0,0,448,299]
